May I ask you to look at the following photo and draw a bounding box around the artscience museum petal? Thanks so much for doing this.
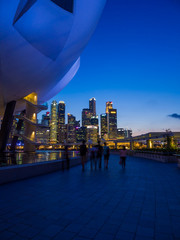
[0,0,106,113]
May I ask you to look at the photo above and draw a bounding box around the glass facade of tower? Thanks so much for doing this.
[67,113,78,143]
[57,101,66,143]
[58,101,65,125]
[50,100,57,144]
[82,108,93,127]
[76,127,87,142]
[100,114,108,139]
[108,109,117,139]
[86,125,98,143]
[89,97,96,116]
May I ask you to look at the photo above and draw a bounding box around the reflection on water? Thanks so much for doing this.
[0,150,79,167]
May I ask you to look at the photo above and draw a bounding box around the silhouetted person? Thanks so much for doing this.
[120,146,127,169]
[80,140,87,171]
[97,141,103,169]
[103,142,110,169]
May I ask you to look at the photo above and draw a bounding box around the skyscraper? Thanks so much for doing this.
[89,98,96,116]
[41,112,50,126]
[57,101,66,143]
[82,108,93,127]
[108,109,117,139]
[76,127,87,143]
[50,100,57,144]
[106,101,113,114]
[67,114,79,143]
[100,114,108,139]
[86,126,98,144]
[58,101,65,125]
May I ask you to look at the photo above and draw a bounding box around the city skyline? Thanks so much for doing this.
[39,98,129,132]
[38,0,180,136]
[37,98,133,144]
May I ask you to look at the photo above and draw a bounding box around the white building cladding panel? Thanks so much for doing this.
[0,0,106,115]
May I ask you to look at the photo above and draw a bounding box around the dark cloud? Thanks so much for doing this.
[168,113,180,120]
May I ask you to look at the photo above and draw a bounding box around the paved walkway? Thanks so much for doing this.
[0,155,180,240]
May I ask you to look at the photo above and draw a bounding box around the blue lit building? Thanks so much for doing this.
[0,0,106,151]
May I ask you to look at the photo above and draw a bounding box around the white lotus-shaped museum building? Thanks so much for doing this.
[0,0,106,151]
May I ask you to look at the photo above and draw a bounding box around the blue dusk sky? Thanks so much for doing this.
[39,0,180,136]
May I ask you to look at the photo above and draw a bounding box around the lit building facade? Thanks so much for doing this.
[76,127,87,143]
[86,126,98,144]
[100,114,108,139]
[36,129,50,144]
[57,101,66,143]
[108,109,117,139]
[50,100,57,144]
[58,101,65,125]
[89,98,96,116]
[82,108,93,127]
[67,113,79,143]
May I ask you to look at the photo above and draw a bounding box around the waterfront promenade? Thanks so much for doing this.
[0,155,180,240]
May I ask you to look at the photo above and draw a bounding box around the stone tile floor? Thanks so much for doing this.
[0,155,180,240]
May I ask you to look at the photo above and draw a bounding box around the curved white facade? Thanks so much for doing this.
[0,0,106,114]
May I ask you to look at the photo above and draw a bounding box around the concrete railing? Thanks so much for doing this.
[0,157,84,185]
[129,151,178,163]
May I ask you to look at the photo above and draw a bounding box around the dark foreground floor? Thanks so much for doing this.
[0,155,180,240]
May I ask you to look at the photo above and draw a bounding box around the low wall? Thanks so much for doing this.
[129,151,178,163]
[0,157,82,185]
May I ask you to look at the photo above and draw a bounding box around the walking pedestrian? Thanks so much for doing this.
[80,140,87,171]
[120,146,127,169]
[103,142,110,169]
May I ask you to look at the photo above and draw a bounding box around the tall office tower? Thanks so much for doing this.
[106,101,113,114]
[108,108,117,139]
[57,101,65,143]
[89,97,96,116]
[58,124,67,144]
[82,108,93,127]
[41,112,50,126]
[100,114,108,139]
[36,112,50,144]
[76,127,87,143]
[91,116,99,137]
[86,126,98,143]
[67,113,77,143]
[50,100,57,144]
[58,101,65,125]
